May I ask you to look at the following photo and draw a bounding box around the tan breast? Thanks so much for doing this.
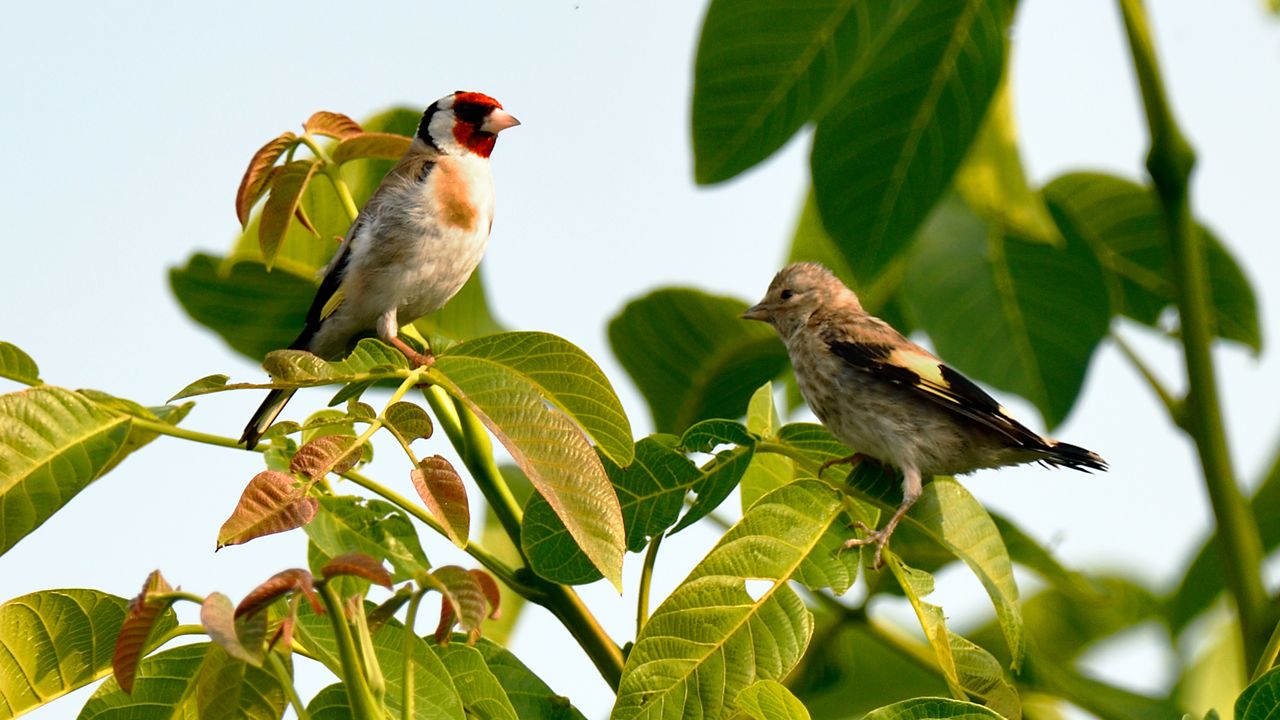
[431,156,479,232]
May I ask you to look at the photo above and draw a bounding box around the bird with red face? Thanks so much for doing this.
[241,91,520,449]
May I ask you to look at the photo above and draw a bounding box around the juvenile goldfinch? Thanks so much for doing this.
[240,91,520,449]
[743,262,1106,566]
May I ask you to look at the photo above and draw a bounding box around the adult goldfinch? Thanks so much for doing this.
[743,262,1106,566]
[240,91,520,449]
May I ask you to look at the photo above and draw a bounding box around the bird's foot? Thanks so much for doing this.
[819,452,868,478]
[842,521,893,569]
[390,336,436,368]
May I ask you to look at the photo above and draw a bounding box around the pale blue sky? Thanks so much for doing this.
[2,1,1278,717]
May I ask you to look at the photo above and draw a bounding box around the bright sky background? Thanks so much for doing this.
[2,1,1278,718]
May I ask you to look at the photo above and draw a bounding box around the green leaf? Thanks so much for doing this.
[612,480,849,720]
[169,252,315,361]
[295,603,466,720]
[0,386,131,556]
[691,0,860,183]
[736,679,812,720]
[307,683,351,720]
[885,556,1020,717]
[470,638,586,720]
[1044,171,1261,352]
[201,592,267,666]
[304,496,429,582]
[900,194,1111,427]
[436,331,633,466]
[0,341,40,385]
[81,643,284,720]
[431,337,626,590]
[0,590,174,718]
[954,78,1058,244]
[843,465,1023,667]
[811,0,1011,280]
[522,434,754,585]
[76,389,193,477]
[192,644,288,720]
[609,288,788,433]
[862,697,1007,720]
[332,131,413,164]
[433,642,519,720]
[1169,441,1280,635]
[671,422,755,533]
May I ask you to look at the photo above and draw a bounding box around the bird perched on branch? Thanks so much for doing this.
[743,262,1106,567]
[240,91,520,449]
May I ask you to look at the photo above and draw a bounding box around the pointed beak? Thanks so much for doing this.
[481,108,521,134]
[741,303,772,322]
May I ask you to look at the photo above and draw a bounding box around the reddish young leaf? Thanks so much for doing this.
[304,111,363,140]
[468,568,502,620]
[290,434,361,479]
[217,470,318,548]
[430,565,488,644]
[384,401,433,443]
[294,204,320,237]
[411,455,469,546]
[258,160,319,269]
[236,568,323,619]
[201,592,267,666]
[112,570,175,694]
[235,131,297,226]
[321,552,393,589]
[332,132,412,164]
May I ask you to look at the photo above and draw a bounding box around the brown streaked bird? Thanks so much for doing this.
[240,91,520,449]
[743,262,1106,567]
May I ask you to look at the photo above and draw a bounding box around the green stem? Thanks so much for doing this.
[636,533,663,635]
[540,582,625,688]
[152,624,208,647]
[1118,0,1268,668]
[1111,332,1183,425]
[154,591,207,606]
[301,134,362,225]
[132,417,253,451]
[402,591,424,720]
[454,398,526,554]
[756,441,811,465]
[266,652,312,720]
[319,583,383,720]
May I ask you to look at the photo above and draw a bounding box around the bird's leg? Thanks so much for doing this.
[389,335,435,368]
[819,452,869,478]
[842,466,923,568]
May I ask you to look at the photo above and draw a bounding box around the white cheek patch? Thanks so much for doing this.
[427,109,457,148]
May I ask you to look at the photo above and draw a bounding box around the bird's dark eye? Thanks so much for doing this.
[780,289,794,301]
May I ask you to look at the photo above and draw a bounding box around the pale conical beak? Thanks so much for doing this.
[481,109,521,134]
[741,303,772,321]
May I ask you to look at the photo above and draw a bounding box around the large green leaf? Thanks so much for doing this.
[611,480,849,720]
[811,0,1010,280]
[609,288,788,434]
[735,680,812,720]
[842,464,1023,667]
[0,590,175,718]
[0,342,40,386]
[900,194,1111,427]
[76,390,193,478]
[430,336,626,590]
[862,697,1006,720]
[470,639,586,720]
[433,642,519,720]
[1235,662,1280,719]
[1043,172,1260,352]
[0,387,131,555]
[306,683,351,720]
[522,433,754,585]
[435,332,632,466]
[294,604,466,720]
[692,0,859,183]
[885,557,1020,718]
[79,643,283,720]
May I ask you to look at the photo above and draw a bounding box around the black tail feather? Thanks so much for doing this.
[1043,440,1108,473]
[240,387,296,450]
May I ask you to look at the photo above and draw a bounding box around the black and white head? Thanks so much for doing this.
[416,91,520,158]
